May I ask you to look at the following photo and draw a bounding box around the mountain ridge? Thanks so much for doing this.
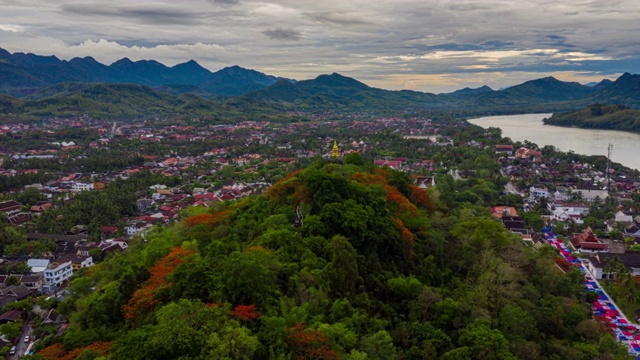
[1,48,640,117]
[0,48,286,97]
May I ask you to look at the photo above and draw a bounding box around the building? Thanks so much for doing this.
[0,200,21,214]
[491,206,519,219]
[0,285,32,307]
[584,253,640,280]
[27,259,50,273]
[0,274,43,290]
[529,186,549,200]
[44,261,73,287]
[570,227,607,252]
[71,182,94,192]
[495,144,514,155]
[57,255,93,270]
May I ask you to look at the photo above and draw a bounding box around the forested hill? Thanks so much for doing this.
[543,104,640,132]
[46,158,629,359]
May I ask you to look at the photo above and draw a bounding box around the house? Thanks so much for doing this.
[0,274,44,290]
[373,160,403,170]
[41,309,60,325]
[136,199,155,212]
[570,227,607,252]
[613,210,634,224]
[500,216,534,237]
[491,206,519,219]
[56,255,93,270]
[584,253,640,280]
[30,202,52,214]
[548,201,590,216]
[624,223,640,242]
[0,284,33,307]
[415,176,436,189]
[573,188,609,202]
[8,212,32,226]
[515,147,543,161]
[529,185,549,200]
[551,207,584,226]
[495,145,514,155]
[18,275,44,290]
[44,261,73,287]
[71,182,94,192]
[0,309,25,324]
[0,200,21,214]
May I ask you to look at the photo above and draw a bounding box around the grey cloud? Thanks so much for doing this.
[262,28,302,41]
[305,11,374,26]
[60,4,201,25]
[210,0,240,3]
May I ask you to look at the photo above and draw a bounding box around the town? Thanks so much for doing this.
[2,113,640,357]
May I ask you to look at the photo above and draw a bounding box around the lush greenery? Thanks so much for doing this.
[29,159,630,360]
[544,104,640,132]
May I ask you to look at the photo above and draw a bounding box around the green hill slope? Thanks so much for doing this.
[0,83,284,120]
[49,160,628,360]
[543,104,640,132]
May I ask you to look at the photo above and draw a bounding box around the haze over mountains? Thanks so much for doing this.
[1,48,640,119]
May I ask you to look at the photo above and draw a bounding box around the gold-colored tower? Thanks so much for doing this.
[331,141,340,158]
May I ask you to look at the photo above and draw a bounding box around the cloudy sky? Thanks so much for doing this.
[1,0,639,92]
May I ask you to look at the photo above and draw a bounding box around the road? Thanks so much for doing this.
[7,319,32,359]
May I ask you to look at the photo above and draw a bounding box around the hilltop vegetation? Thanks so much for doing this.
[544,104,640,132]
[33,159,630,360]
[0,83,287,120]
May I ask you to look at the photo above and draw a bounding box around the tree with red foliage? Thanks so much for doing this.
[184,209,229,229]
[122,247,195,323]
[409,185,435,213]
[231,304,261,320]
[287,323,339,360]
[40,342,111,360]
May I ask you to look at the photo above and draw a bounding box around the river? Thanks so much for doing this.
[468,113,640,171]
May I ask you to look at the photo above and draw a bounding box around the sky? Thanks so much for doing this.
[1,0,639,93]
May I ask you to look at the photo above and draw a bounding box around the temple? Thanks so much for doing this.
[331,141,340,158]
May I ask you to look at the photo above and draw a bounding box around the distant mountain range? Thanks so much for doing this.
[1,48,640,119]
[0,48,285,97]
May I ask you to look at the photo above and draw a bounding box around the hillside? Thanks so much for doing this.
[587,73,640,108]
[543,103,640,132]
[0,83,284,120]
[46,160,629,360]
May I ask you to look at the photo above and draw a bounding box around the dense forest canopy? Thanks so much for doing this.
[27,158,631,359]
[543,104,640,132]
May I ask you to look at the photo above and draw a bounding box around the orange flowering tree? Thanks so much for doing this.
[40,342,111,360]
[184,209,230,229]
[231,304,261,321]
[287,323,339,360]
[122,247,195,323]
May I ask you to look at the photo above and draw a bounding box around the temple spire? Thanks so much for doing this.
[331,141,340,158]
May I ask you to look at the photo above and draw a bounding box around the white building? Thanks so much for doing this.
[44,261,73,287]
[551,207,585,225]
[529,186,549,200]
[584,253,640,280]
[72,182,94,192]
[27,259,50,273]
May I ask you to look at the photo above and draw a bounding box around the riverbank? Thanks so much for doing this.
[468,113,640,171]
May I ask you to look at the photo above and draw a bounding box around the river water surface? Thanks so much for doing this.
[468,113,640,171]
